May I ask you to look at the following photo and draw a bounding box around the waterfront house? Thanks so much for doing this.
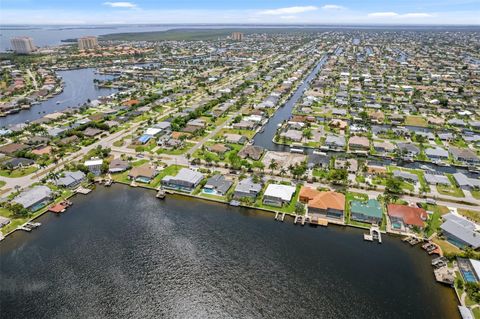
[203,174,233,196]
[373,141,396,155]
[224,133,247,145]
[440,213,480,250]
[299,186,321,203]
[306,191,345,221]
[83,127,103,137]
[263,184,296,207]
[12,185,53,211]
[281,130,303,142]
[128,163,157,183]
[425,147,449,161]
[449,147,480,165]
[84,158,103,176]
[108,159,130,173]
[162,168,204,192]
[452,173,480,191]
[307,153,330,169]
[233,177,262,199]
[324,134,345,151]
[393,170,419,183]
[387,204,427,230]
[0,216,10,228]
[55,171,86,188]
[348,136,370,152]
[350,199,383,224]
[424,173,450,186]
[397,142,420,158]
[238,145,264,161]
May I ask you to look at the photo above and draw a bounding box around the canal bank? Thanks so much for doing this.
[0,68,117,127]
[0,184,460,319]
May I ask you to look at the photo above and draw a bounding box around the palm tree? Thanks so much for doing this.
[269,159,278,174]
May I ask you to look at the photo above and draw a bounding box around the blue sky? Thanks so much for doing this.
[1,1,479,24]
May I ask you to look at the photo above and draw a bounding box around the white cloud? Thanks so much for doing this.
[368,12,433,18]
[103,2,137,8]
[321,5,345,10]
[368,12,399,18]
[260,6,318,16]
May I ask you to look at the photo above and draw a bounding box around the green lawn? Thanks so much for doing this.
[156,142,195,155]
[217,128,257,140]
[0,180,5,188]
[405,115,428,127]
[471,190,480,200]
[458,209,480,224]
[436,174,464,198]
[255,184,301,214]
[422,204,450,237]
[0,166,38,178]
[131,159,149,167]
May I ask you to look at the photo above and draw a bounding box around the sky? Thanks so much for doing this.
[1,0,479,25]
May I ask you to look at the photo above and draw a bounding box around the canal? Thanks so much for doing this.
[0,68,117,127]
[0,185,460,318]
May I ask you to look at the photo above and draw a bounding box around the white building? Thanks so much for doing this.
[84,159,103,176]
[263,184,296,207]
[10,36,35,54]
[78,36,98,50]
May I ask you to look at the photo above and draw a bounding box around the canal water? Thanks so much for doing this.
[0,68,116,127]
[0,184,460,319]
[253,55,328,152]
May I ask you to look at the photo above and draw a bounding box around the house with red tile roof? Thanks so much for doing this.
[387,204,427,230]
[302,188,345,221]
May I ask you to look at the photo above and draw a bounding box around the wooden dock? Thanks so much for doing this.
[274,212,286,222]
[76,186,92,195]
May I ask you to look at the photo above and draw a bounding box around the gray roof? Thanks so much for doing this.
[325,134,345,147]
[163,168,203,185]
[441,213,480,248]
[425,147,449,158]
[235,177,262,194]
[397,142,420,154]
[424,174,450,185]
[393,170,418,182]
[13,185,52,209]
[204,174,233,194]
[55,171,86,187]
[453,173,480,188]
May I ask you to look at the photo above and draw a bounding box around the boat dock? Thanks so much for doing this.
[48,200,72,214]
[402,236,422,246]
[274,212,286,222]
[363,226,382,243]
[76,186,92,195]
[18,222,41,232]
[434,267,455,285]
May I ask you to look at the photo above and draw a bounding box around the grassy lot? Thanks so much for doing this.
[458,209,480,223]
[387,166,429,191]
[111,164,185,188]
[192,143,243,163]
[156,142,195,155]
[0,166,38,178]
[254,184,301,214]
[372,174,415,192]
[217,128,257,140]
[471,190,480,200]
[422,204,450,237]
[436,174,465,198]
[432,237,462,254]
[0,180,5,188]
[405,115,428,127]
[131,159,149,167]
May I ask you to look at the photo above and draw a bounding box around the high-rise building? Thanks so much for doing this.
[231,32,244,41]
[10,36,36,54]
[78,36,99,50]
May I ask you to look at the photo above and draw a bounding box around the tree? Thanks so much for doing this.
[385,176,403,202]
[269,159,278,174]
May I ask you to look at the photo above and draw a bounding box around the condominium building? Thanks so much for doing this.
[231,32,244,41]
[78,36,99,50]
[10,36,36,54]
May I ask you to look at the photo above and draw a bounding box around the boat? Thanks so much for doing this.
[56,101,61,105]
[156,189,166,199]
[290,148,304,154]
[229,200,240,207]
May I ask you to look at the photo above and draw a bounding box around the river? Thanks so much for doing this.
[0,185,459,318]
[0,68,117,127]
